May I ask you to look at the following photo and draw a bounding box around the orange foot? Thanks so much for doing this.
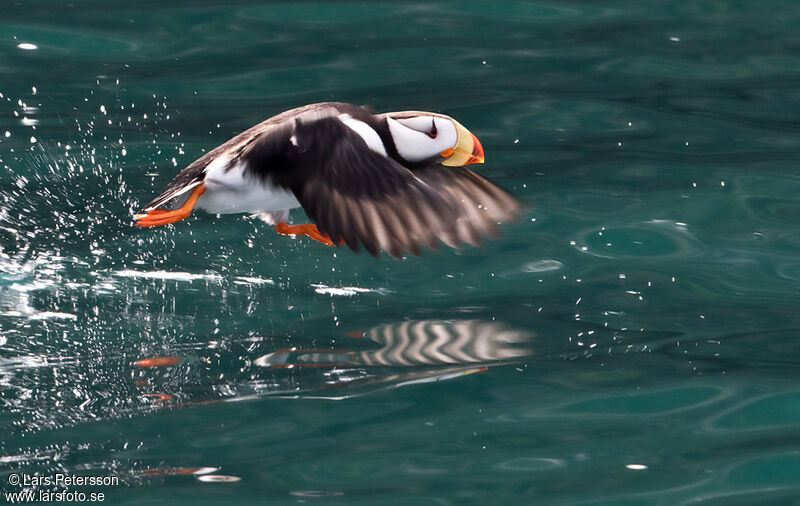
[274,222,342,246]
[135,184,206,227]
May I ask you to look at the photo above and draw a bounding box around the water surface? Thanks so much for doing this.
[2,1,800,504]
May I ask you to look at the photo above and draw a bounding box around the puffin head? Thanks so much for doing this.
[384,111,484,166]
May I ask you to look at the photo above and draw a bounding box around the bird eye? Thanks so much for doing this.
[427,119,438,139]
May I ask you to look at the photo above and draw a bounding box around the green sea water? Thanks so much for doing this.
[2,0,800,503]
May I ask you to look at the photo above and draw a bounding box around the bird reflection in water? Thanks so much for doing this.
[136,319,532,482]
[253,319,532,397]
[134,319,533,405]
[1,320,531,484]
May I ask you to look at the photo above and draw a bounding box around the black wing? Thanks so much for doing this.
[141,102,359,211]
[142,166,204,211]
[412,165,523,247]
[252,116,520,258]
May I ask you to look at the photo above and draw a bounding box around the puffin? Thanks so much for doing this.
[135,102,521,257]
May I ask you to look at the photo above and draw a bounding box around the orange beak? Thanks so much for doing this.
[467,133,484,164]
[441,120,485,166]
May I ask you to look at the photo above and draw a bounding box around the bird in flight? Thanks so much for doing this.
[135,102,521,257]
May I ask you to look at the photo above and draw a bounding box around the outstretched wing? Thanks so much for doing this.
[412,165,523,247]
[140,102,349,211]
[260,115,520,257]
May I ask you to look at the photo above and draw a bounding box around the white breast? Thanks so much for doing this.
[197,157,300,214]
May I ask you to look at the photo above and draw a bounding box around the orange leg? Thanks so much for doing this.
[274,222,341,246]
[135,184,206,227]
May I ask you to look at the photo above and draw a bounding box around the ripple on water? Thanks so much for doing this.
[597,56,765,81]
[728,453,800,488]
[673,329,800,372]
[776,262,800,281]
[574,220,703,259]
[3,24,143,58]
[742,196,800,225]
[492,457,565,472]
[499,258,563,278]
[506,98,642,134]
[711,391,800,432]
[522,259,563,273]
[289,490,345,498]
[237,2,404,23]
[556,386,728,417]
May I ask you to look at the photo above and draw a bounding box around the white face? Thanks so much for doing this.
[386,115,458,163]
